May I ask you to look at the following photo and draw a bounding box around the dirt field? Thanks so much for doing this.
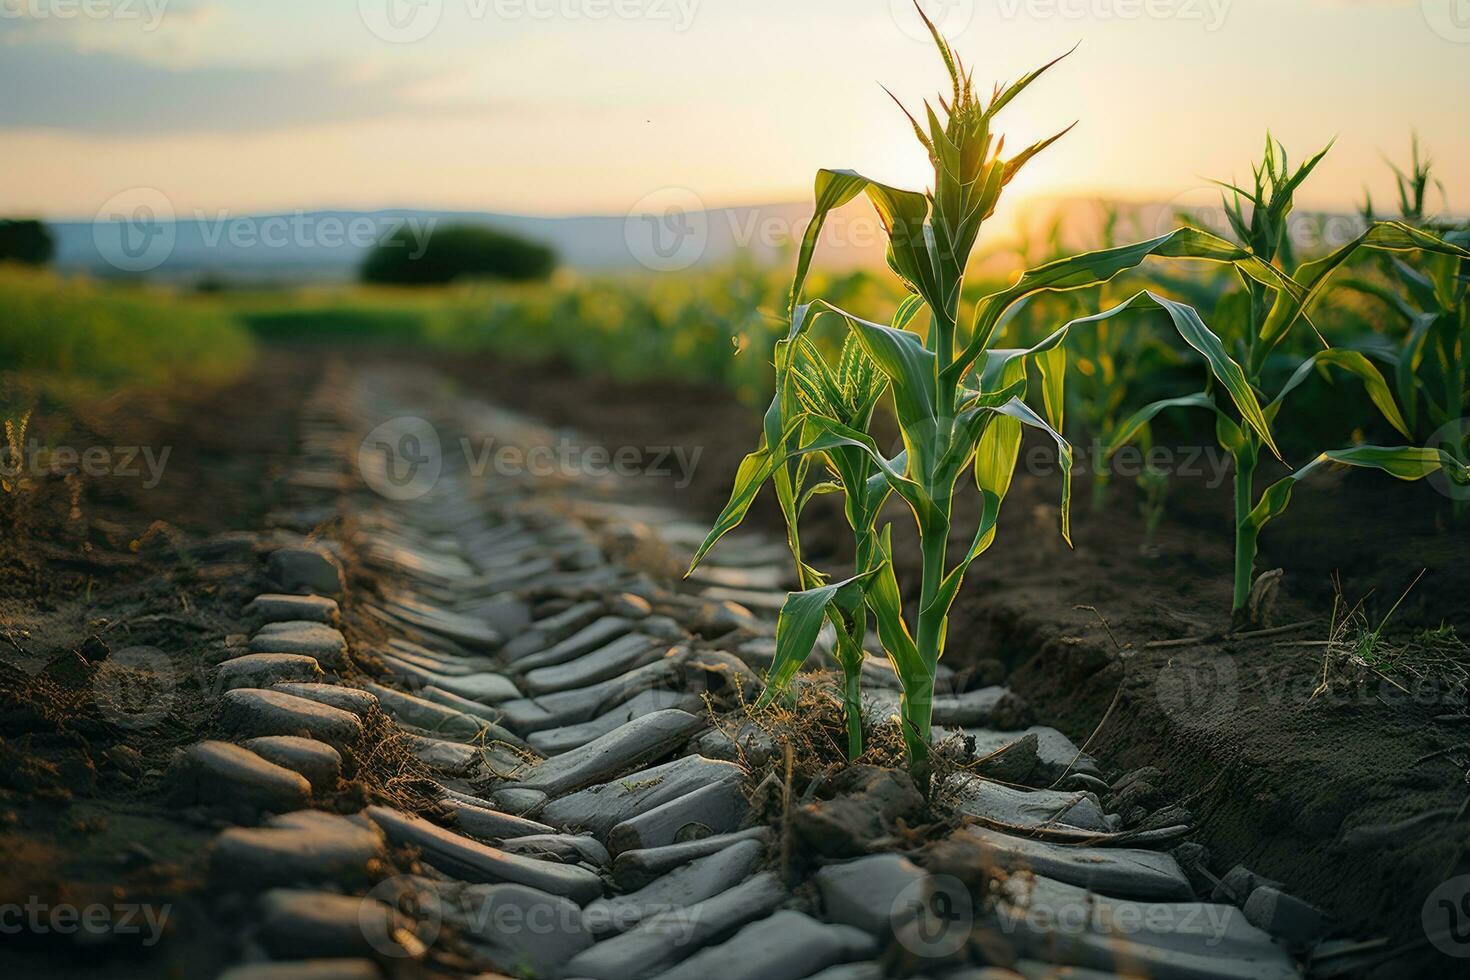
[2,346,1467,977]
[441,350,1470,951]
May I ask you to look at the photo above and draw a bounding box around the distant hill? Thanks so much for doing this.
[46,196,1420,286]
[46,201,891,285]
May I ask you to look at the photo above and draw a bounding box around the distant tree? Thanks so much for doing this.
[361,224,555,286]
[0,220,54,266]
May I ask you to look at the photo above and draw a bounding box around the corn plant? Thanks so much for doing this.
[1110,137,1470,625]
[1342,142,1469,516]
[1136,428,1171,547]
[1360,134,1446,228]
[1049,203,1188,512]
[687,13,1317,773]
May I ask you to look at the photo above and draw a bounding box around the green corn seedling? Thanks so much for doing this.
[1110,137,1470,625]
[687,14,1323,774]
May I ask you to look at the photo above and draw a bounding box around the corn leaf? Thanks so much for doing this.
[989,397,1073,546]
[1245,446,1466,535]
[1259,221,1470,349]
[1008,290,1278,459]
[865,178,945,315]
[1143,291,1281,460]
[866,525,926,682]
[1106,393,1218,456]
[686,414,806,574]
[892,293,927,332]
[953,226,1309,385]
[1003,122,1077,187]
[1270,349,1412,439]
[792,414,939,529]
[947,373,1027,484]
[806,299,946,491]
[789,170,869,315]
[1217,413,1249,456]
[1037,343,1067,434]
[926,489,1004,622]
[790,169,946,324]
[989,43,1078,116]
[1397,312,1439,433]
[973,413,1023,501]
[757,568,881,708]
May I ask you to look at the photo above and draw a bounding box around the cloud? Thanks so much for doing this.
[0,0,228,67]
[0,39,510,135]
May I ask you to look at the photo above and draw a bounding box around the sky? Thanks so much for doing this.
[4,0,1468,221]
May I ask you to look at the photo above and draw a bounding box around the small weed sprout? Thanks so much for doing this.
[1316,572,1469,705]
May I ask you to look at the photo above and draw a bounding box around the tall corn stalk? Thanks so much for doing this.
[688,13,1319,775]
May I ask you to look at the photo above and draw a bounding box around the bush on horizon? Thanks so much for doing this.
[361,224,556,286]
[0,219,54,267]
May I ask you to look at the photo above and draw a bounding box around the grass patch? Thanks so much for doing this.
[0,265,254,410]
[0,268,252,382]
[1315,572,1470,700]
[221,285,466,344]
[220,265,911,403]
